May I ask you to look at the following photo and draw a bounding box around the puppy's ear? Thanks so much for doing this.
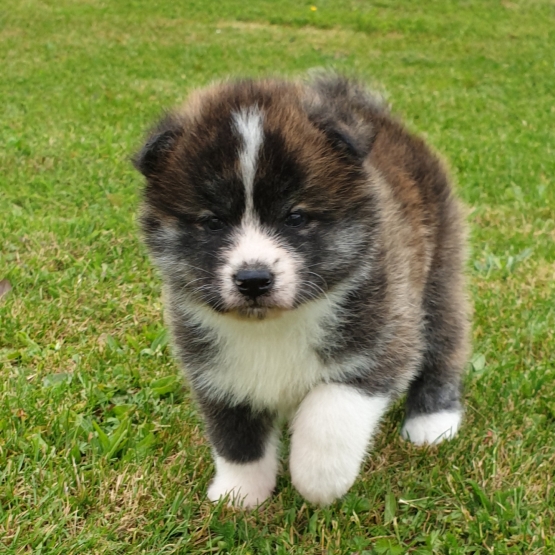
[310,114,373,160]
[306,75,383,161]
[133,114,183,177]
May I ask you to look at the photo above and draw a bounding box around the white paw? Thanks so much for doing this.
[289,449,358,506]
[401,410,462,445]
[207,437,279,509]
[290,384,389,506]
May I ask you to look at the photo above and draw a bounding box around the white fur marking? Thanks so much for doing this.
[190,295,336,414]
[207,434,279,508]
[290,384,389,505]
[181,275,371,415]
[401,410,462,445]
[220,224,300,309]
[232,107,264,219]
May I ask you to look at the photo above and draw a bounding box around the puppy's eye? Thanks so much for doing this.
[203,216,226,232]
[284,210,306,228]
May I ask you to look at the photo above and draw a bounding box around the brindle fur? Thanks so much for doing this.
[134,75,470,501]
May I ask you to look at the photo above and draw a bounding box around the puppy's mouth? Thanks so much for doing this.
[198,285,295,319]
[229,306,288,321]
[225,298,290,321]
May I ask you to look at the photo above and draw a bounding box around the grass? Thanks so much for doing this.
[1,0,554,552]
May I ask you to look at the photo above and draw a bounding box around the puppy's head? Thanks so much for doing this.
[135,78,379,319]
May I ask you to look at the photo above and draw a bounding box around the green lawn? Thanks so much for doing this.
[1,0,554,553]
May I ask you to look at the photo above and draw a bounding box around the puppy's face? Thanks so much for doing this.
[136,80,376,319]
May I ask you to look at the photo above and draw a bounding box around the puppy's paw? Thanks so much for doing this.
[401,410,462,445]
[290,384,389,506]
[207,466,273,508]
[207,446,278,509]
[289,444,359,506]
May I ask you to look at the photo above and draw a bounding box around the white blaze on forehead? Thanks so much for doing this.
[232,106,264,220]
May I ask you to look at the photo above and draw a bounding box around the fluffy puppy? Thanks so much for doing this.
[134,76,470,508]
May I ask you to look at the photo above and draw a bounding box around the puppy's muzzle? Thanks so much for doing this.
[234,269,274,299]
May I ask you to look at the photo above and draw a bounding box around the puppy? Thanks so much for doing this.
[134,75,470,508]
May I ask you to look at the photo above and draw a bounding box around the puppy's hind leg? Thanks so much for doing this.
[199,398,279,509]
[290,383,389,505]
[402,228,470,445]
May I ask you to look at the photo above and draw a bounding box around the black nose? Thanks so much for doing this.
[235,269,273,298]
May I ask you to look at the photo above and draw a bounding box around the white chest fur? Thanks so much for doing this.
[188,297,345,415]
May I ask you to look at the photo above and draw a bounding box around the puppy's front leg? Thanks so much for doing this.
[199,399,279,508]
[290,383,389,505]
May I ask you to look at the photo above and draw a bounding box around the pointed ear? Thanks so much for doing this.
[133,114,184,177]
[306,75,381,161]
[309,115,373,160]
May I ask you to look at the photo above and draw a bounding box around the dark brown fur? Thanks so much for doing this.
[134,75,470,506]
